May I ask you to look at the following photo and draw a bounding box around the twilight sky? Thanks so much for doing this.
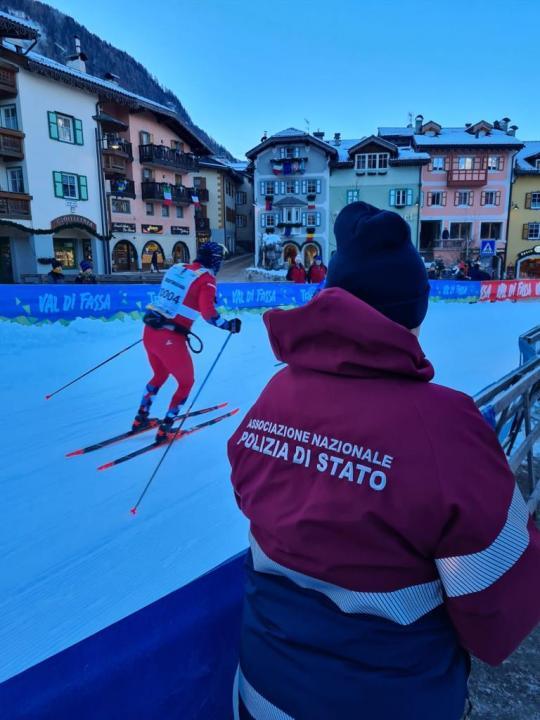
[44,0,539,159]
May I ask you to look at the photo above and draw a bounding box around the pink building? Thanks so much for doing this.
[99,101,211,272]
[380,117,523,276]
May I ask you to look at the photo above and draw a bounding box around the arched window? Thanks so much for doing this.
[283,242,300,265]
[172,241,190,264]
[112,240,138,272]
[141,241,165,271]
[303,242,321,267]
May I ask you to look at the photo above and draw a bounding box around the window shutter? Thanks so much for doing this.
[260,214,266,228]
[280,148,285,159]
[389,189,396,206]
[295,180,300,194]
[499,156,505,171]
[316,179,321,193]
[294,147,300,158]
[428,160,433,172]
[525,193,532,209]
[260,181,265,195]
[444,157,450,171]
[481,191,486,206]
[406,189,413,205]
[468,192,474,206]
[316,212,321,226]
[442,192,447,206]
[427,192,432,206]
[48,111,59,140]
[301,212,306,226]
[280,181,285,194]
[523,223,529,240]
[74,118,84,145]
[53,171,63,198]
[78,175,88,201]
[302,180,307,194]
[495,191,501,206]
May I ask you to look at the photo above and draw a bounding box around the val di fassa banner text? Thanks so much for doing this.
[0,280,537,323]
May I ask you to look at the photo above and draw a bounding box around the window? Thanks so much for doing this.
[176,206,184,218]
[427,191,446,206]
[481,223,501,240]
[0,105,18,130]
[346,189,359,204]
[142,168,153,182]
[455,191,473,206]
[488,156,504,172]
[111,199,130,214]
[481,190,501,206]
[431,156,446,172]
[7,167,24,193]
[285,180,298,194]
[146,202,154,216]
[53,239,77,269]
[225,180,233,196]
[175,174,183,186]
[171,140,184,152]
[527,223,540,240]
[356,153,388,173]
[390,188,412,207]
[283,208,301,224]
[303,212,321,227]
[52,172,88,200]
[48,112,83,145]
[236,191,247,205]
[450,222,471,240]
[458,157,474,170]
[260,180,276,195]
[261,213,277,228]
[280,146,301,159]
[236,214,247,227]
[139,131,152,145]
[306,179,320,194]
[161,204,170,217]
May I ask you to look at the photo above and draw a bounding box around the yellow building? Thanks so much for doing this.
[507,142,540,278]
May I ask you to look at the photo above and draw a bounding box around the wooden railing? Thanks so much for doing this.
[0,67,17,97]
[0,128,23,159]
[141,181,193,204]
[139,144,199,172]
[0,191,31,219]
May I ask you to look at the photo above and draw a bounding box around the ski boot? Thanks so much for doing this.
[155,416,175,444]
[132,383,158,431]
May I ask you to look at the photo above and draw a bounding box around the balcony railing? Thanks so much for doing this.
[0,67,17,98]
[192,187,209,202]
[0,191,31,219]
[103,154,129,176]
[110,178,136,199]
[195,217,210,233]
[447,169,488,187]
[102,135,133,160]
[0,128,23,159]
[141,181,193,205]
[139,144,199,172]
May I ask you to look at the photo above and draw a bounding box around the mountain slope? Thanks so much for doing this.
[0,0,233,158]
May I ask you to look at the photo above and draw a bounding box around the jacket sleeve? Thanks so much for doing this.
[198,276,228,328]
[431,394,540,665]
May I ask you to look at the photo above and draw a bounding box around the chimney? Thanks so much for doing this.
[501,117,511,131]
[104,71,120,85]
[313,130,325,140]
[261,131,268,142]
[414,114,423,133]
[66,36,87,73]
[507,125,518,137]
[334,132,341,145]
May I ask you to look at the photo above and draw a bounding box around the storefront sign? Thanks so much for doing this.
[141,224,163,235]
[171,226,190,235]
[112,222,136,233]
[516,245,540,260]
[51,215,97,233]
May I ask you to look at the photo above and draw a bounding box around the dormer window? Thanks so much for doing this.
[421,121,442,136]
[356,153,389,174]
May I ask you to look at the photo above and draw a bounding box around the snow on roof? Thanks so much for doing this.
[515,141,540,172]
[397,147,431,162]
[399,126,522,147]
[379,127,414,137]
[0,10,39,32]
[271,127,309,138]
[326,137,428,164]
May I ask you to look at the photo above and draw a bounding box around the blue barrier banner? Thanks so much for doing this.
[0,281,481,323]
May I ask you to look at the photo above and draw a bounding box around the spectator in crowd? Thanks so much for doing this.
[286,256,307,283]
[307,255,327,284]
[75,259,97,284]
[48,259,64,283]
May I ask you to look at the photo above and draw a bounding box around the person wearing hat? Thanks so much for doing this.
[228,202,540,720]
[286,255,307,283]
[133,241,241,442]
[48,258,64,283]
[307,254,327,284]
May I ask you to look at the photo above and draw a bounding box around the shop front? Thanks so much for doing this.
[515,245,540,279]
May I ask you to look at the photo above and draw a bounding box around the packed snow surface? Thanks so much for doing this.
[0,300,539,682]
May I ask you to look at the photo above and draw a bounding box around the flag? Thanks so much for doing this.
[191,194,200,208]
[163,184,173,206]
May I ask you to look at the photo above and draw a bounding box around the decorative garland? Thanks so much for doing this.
[0,219,113,241]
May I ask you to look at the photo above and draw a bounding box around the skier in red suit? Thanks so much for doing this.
[133,242,241,442]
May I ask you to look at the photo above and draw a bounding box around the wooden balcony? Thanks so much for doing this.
[447,169,488,187]
[0,191,31,219]
[139,144,199,172]
[102,135,133,160]
[110,178,136,199]
[0,66,17,98]
[103,153,129,176]
[141,181,193,205]
[0,128,23,160]
[193,187,209,202]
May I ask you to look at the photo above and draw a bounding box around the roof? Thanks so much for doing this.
[515,141,540,174]
[0,10,39,40]
[0,40,212,154]
[273,196,308,207]
[272,127,309,138]
[380,125,522,149]
[378,127,414,137]
[246,128,338,160]
[325,136,429,165]
[198,155,245,181]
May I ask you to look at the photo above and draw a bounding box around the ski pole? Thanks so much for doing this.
[130,332,234,516]
[45,339,142,400]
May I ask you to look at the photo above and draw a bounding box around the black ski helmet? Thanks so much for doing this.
[196,242,224,273]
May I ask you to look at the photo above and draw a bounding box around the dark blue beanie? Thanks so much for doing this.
[326,202,430,329]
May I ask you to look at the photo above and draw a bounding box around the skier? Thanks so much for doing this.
[228,202,540,720]
[286,256,307,283]
[307,254,327,284]
[133,241,241,442]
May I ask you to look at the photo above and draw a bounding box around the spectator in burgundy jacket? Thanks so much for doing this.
[286,256,307,283]
[228,201,540,720]
[307,255,327,284]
